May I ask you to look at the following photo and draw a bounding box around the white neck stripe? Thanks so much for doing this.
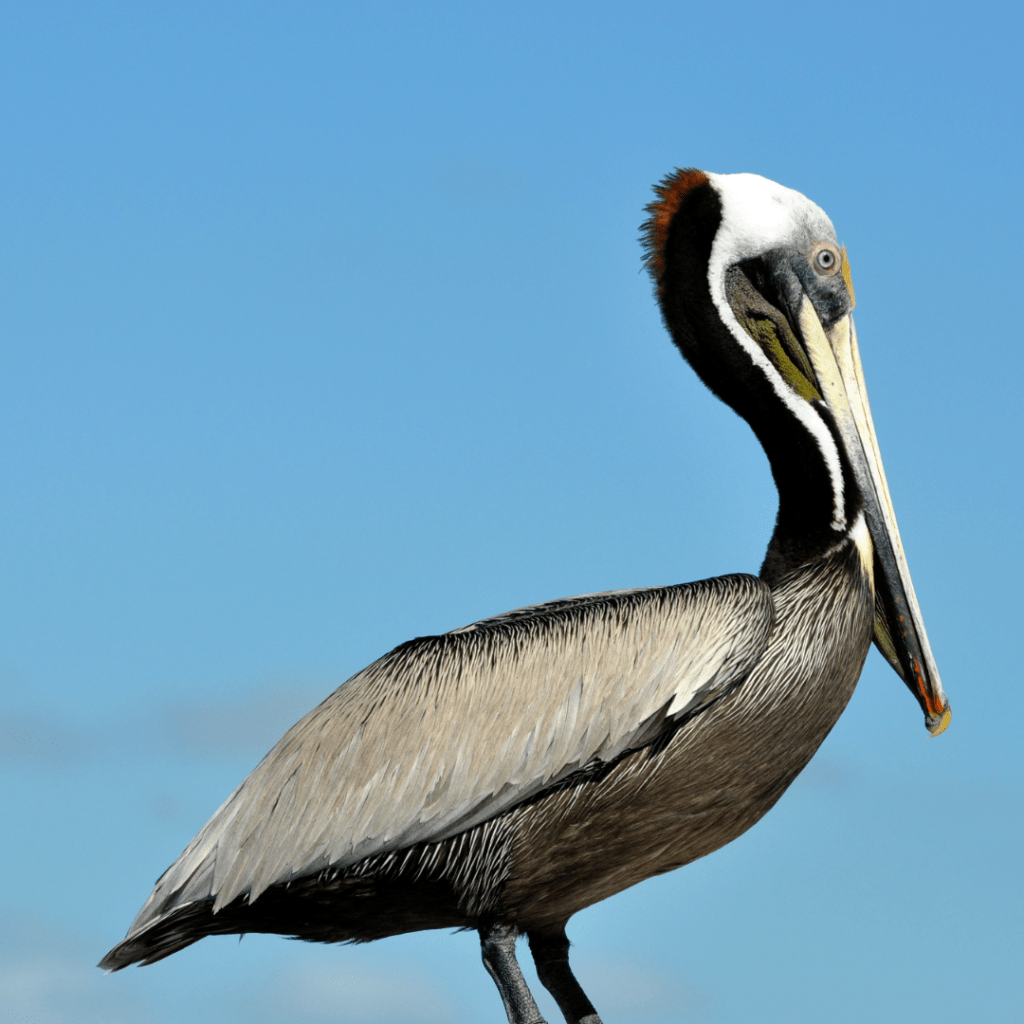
[705,173,847,532]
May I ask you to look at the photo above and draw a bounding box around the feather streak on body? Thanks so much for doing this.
[120,576,773,935]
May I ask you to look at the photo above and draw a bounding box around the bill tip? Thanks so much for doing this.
[927,704,952,736]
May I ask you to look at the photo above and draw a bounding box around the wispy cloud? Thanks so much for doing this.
[1,679,333,770]
[582,956,715,1022]
[156,681,328,758]
[236,959,450,1024]
[0,712,91,768]
[0,918,151,1024]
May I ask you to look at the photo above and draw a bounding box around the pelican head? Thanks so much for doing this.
[643,169,950,734]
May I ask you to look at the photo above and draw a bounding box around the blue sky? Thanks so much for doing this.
[2,1,1021,1022]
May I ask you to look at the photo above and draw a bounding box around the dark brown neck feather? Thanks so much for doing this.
[642,176,861,583]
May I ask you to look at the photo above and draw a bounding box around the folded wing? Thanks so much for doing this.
[121,573,773,940]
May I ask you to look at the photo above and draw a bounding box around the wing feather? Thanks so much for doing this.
[124,573,772,935]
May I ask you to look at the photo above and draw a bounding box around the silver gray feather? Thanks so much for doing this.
[122,574,771,941]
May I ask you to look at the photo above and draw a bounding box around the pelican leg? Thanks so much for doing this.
[480,922,548,1024]
[528,927,602,1024]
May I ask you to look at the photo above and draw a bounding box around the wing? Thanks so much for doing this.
[124,573,772,934]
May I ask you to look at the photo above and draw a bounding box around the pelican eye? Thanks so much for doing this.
[812,245,841,277]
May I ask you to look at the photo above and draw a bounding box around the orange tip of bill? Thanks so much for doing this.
[928,704,952,737]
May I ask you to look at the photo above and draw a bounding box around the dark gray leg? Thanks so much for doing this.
[528,927,602,1024]
[479,922,547,1024]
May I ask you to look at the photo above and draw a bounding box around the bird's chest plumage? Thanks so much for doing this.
[505,543,873,927]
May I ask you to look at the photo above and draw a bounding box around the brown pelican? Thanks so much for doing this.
[100,169,950,1024]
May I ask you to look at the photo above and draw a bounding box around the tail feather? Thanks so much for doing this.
[99,900,219,971]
